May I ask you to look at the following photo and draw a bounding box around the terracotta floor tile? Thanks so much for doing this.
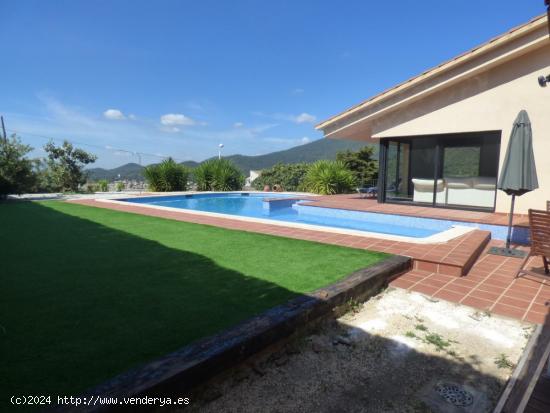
[503,289,538,302]
[442,284,473,295]
[421,278,451,289]
[527,302,550,314]
[491,303,526,320]
[450,278,479,288]
[497,295,531,309]
[469,289,502,302]
[523,311,549,324]
[411,283,440,296]
[432,289,466,303]
[460,296,493,311]
[389,278,415,290]
[533,295,550,305]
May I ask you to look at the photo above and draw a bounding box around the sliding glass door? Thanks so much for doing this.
[381,132,500,210]
[385,141,411,201]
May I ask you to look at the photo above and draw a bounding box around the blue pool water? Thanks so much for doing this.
[121,193,447,238]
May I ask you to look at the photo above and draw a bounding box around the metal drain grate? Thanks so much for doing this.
[434,382,474,407]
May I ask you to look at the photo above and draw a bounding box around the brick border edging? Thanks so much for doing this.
[50,255,411,412]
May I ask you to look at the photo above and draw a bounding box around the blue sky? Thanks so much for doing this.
[1,0,545,167]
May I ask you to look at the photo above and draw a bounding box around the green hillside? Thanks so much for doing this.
[86,163,145,182]
[87,139,375,181]
[211,138,372,173]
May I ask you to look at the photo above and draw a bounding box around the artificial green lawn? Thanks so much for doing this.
[0,200,387,404]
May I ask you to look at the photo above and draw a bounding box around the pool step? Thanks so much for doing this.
[410,230,491,276]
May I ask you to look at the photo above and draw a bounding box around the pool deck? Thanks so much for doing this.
[302,193,530,227]
[70,196,550,325]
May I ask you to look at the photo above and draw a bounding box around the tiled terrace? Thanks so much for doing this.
[70,197,550,324]
[390,240,550,325]
[303,194,531,227]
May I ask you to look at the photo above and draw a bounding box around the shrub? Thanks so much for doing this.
[115,182,125,192]
[97,179,109,192]
[0,134,37,198]
[302,160,356,195]
[194,159,244,191]
[85,182,97,193]
[336,145,378,186]
[143,158,190,192]
[253,163,309,192]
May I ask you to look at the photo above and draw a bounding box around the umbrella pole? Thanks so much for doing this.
[506,194,515,250]
[489,193,526,257]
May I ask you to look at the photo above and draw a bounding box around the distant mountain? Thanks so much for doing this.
[208,138,373,173]
[181,160,200,169]
[86,162,145,182]
[86,139,374,181]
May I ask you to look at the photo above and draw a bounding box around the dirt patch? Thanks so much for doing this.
[181,288,534,413]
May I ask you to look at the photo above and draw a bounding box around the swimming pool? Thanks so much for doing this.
[114,192,472,242]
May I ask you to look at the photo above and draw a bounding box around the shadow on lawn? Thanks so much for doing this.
[0,201,300,407]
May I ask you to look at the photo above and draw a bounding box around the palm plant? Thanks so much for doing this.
[194,159,217,191]
[302,160,356,195]
[143,158,190,191]
[194,158,244,191]
[97,179,109,192]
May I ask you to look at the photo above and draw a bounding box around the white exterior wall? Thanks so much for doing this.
[371,45,550,214]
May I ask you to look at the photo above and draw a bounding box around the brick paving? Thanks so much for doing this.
[69,197,550,324]
[390,240,550,325]
[305,194,530,227]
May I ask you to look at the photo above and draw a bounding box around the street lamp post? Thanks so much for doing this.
[218,143,224,160]
[135,152,143,194]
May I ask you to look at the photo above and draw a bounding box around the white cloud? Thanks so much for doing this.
[8,95,322,168]
[103,109,126,120]
[233,122,244,128]
[160,113,195,126]
[294,113,317,124]
[291,88,304,95]
[253,111,317,124]
[128,114,136,120]
[160,126,181,133]
[263,136,313,146]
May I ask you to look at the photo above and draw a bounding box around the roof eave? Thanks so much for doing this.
[316,13,549,132]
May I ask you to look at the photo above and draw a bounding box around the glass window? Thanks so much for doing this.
[383,132,500,210]
[443,146,480,177]
[436,135,500,209]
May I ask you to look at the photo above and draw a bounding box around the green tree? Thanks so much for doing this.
[0,134,37,198]
[253,163,309,191]
[44,140,97,192]
[336,146,378,186]
[302,160,356,195]
[97,179,109,192]
[143,158,190,192]
[194,159,244,191]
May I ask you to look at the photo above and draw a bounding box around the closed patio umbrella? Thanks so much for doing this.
[489,110,538,257]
